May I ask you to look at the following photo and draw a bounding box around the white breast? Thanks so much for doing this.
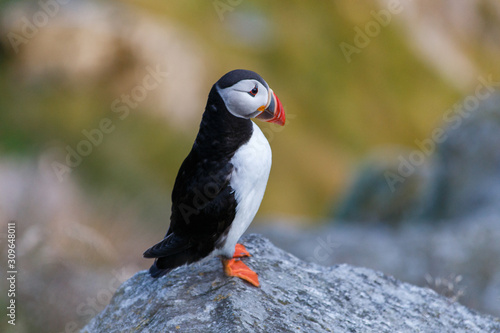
[214,121,272,257]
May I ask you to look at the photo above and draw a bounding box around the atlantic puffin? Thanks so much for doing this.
[143,69,285,287]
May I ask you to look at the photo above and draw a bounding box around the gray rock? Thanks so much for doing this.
[419,93,500,220]
[82,234,500,333]
[332,148,432,225]
[318,93,500,318]
[253,213,500,318]
[332,93,500,224]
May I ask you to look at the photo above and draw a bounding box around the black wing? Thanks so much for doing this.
[143,148,236,276]
[170,148,236,238]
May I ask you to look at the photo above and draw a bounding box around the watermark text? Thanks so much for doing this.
[6,221,17,326]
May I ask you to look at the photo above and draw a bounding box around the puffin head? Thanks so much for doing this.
[216,69,285,126]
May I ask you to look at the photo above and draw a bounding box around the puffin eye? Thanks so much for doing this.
[248,86,258,97]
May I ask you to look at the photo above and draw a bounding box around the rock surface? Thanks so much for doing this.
[253,214,500,318]
[82,234,500,333]
[319,94,500,317]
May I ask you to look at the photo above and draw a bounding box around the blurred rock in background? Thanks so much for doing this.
[333,93,500,224]
[419,93,500,220]
[393,0,500,91]
[332,147,433,225]
[0,155,141,332]
[1,0,207,127]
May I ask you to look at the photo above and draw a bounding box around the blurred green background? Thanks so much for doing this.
[0,0,499,332]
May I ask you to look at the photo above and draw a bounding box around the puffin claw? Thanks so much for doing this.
[222,258,260,287]
[233,243,251,258]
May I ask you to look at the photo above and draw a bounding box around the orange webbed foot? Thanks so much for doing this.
[222,258,260,287]
[233,243,251,258]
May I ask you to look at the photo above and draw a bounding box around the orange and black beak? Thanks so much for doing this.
[256,89,285,126]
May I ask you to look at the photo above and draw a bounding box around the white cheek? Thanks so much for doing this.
[217,81,269,119]
[228,92,253,115]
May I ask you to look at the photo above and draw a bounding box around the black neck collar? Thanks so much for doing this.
[193,85,253,159]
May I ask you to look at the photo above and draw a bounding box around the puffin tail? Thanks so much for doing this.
[143,233,193,278]
[149,260,171,278]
